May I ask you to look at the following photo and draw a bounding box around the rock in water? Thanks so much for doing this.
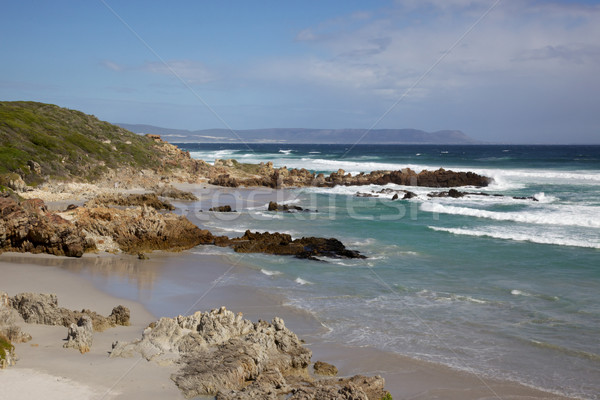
[209,205,233,212]
[64,315,93,354]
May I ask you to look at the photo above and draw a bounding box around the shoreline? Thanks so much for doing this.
[0,184,578,399]
[2,249,574,400]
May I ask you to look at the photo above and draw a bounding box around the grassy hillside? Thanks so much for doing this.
[0,101,167,184]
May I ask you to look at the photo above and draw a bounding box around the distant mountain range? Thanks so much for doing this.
[116,123,481,144]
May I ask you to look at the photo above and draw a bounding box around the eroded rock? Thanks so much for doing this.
[110,307,387,399]
[64,315,93,354]
[0,197,93,257]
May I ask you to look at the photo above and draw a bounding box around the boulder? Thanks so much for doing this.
[64,315,93,354]
[314,361,338,376]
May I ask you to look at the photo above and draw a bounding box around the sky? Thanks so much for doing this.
[1,0,600,144]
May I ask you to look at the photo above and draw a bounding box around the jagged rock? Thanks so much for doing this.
[268,201,305,212]
[226,230,365,260]
[403,191,417,199]
[109,305,130,327]
[0,197,93,257]
[27,160,42,174]
[9,292,129,332]
[154,185,198,201]
[209,205,234,212]
[288,375,388,400]
[70,205,204,253]
[64,315,93,354]
[314,361,338,376]
[85,193,174,210]
[111,307,387,399]
[0,292,31,347]
[391,193,399,200]
[208,165,491,189]
[138,252,149,260]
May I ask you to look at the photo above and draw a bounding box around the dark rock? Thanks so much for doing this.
[226,230,365,260]
[267,201,305,212]
[138,252,149,260]
[403,191,417,199]
[66,204,78,210]
[391,193,399,200]
[209,205,233,212]
[27,160,42,174]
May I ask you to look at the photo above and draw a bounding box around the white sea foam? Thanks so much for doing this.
[279,149,293,155]
[429,226,600,249]
[295,277,312,285]
[421,202,600,228]
[261,269,282,276]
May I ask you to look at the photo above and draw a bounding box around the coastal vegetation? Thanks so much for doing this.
[0,101,172,183]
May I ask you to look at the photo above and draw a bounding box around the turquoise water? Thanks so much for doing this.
[180,144,600,399]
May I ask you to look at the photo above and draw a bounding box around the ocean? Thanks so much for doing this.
[178,143,600,399]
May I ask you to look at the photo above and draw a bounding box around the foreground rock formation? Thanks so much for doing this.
[111,307,389,399]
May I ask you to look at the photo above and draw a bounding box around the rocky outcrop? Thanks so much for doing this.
[69,205,204,253]
[64,315,93,354]
[110,307,388,399]
[154,185,198,201]
[85,193,175,210]
[217,230,365,260]
[209,205,234,212]
[0,333,15,369]
[9,292,129,332]
[268,201,305,212]
[208,164,491,189]
[288,375,387,400]
[314,361,338,376]
[0,197,93,257]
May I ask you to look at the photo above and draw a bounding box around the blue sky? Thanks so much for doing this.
[1,0,599,143]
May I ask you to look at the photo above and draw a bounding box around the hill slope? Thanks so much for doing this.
[117,124,481,144]
[0,101,179,184]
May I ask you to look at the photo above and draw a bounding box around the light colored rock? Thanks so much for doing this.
[64,315,93,354]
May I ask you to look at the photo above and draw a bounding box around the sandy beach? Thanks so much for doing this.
[1,247,572,400]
